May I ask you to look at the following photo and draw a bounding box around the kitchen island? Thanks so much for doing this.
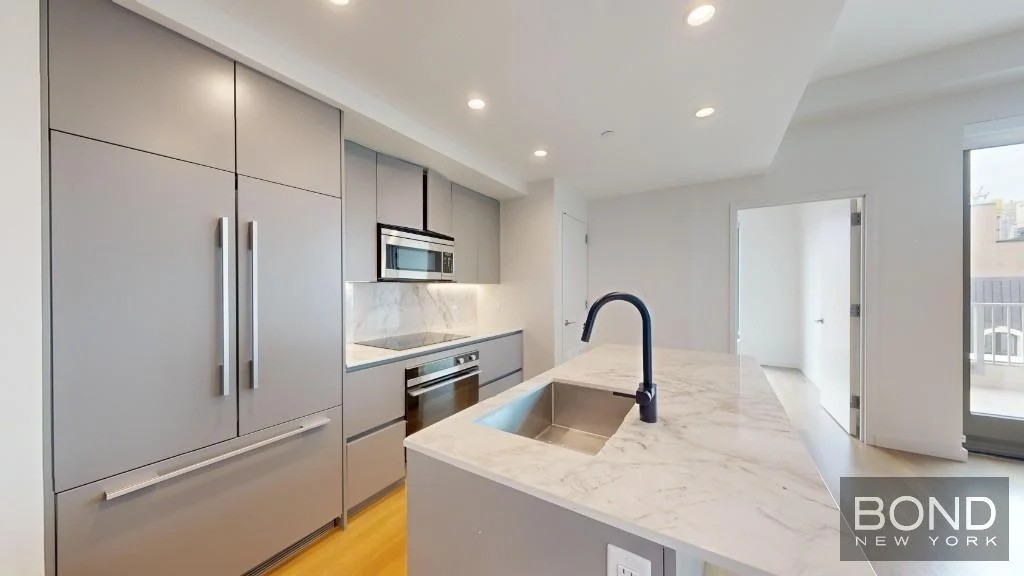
[404,345,874,576]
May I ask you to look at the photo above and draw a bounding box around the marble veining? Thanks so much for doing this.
[404,345,876,576]
[346,282,478,342]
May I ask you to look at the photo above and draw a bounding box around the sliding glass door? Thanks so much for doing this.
[965,141,1024,457]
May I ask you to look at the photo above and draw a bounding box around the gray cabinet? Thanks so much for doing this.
[479,370,523,401]
[452,183,501,283]
[236,65,342,196]
[49,0,234,171]
[57,407,342,576]
[50,132,237,492]
[347,420,406,511]
[478,333,524,385]
[452,184,479,283]
[343,362,406,439]
[426,170,453,237]
[237,177,343,435]
[377,154,425,230]
[344,141,379,282]
[478,194,501,283]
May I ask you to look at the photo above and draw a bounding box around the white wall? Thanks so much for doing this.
[0,0,45,574]
[737,205,803,367]
[500,181,557,378]
[589,78,1024,461]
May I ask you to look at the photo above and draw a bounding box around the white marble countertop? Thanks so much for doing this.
[345,327,522,371]
[405,345,875,576]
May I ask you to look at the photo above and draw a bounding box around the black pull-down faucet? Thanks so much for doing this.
[580,292,657,423]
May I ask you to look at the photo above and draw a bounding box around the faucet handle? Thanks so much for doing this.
[635,385,656,407]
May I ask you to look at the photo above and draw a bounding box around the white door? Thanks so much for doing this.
[804,199,857,434]
[561,213,588,362]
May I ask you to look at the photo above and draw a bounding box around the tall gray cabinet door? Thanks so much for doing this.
[452,184,479,283]
[48,0,234,171]
[377,154,425,230]
[51,132,237,492]
[478,195,501,283]
[236,65,342,196]
[426,170,453,237]
[238,177,343,435]
[345,141,379,282]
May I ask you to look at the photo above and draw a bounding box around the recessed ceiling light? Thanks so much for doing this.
[533,149,548,158]
[467,98,486,110]
[687,4,716,26]
[695,107,716,118]
[329,0,350,5]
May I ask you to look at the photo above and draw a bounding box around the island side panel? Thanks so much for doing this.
[407,450,689,576]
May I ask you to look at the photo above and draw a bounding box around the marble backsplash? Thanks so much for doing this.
[346,282,479,343]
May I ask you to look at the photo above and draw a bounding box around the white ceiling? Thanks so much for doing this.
[815,0,1024,79]
[149,0,844,198]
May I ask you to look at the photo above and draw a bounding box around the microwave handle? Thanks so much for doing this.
[408,369,480,397]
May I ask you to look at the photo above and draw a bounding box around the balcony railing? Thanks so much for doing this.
[970,303,1024,371]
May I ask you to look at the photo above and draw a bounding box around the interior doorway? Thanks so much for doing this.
[560,213,588,363]
[735,197,864,438]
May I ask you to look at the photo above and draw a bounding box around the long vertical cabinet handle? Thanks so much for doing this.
[219,216,231,396]
[249,220,260,390]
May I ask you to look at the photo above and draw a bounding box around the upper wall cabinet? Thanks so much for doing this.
[452,184,480,283]
[345,142,379,282]
[453,184,501,284]
[236,66,342,196]
[49,0,235,171]
[426,170,453,237]
[377,154,425,230]
[477,193,500,283]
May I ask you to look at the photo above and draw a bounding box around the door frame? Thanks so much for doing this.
[728,191,869,440]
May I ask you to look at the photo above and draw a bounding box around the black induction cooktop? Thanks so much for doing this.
[355,331,470,351]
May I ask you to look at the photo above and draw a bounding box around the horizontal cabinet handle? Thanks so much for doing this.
[104,417,331,501]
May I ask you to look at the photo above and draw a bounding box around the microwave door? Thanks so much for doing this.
[381,240,444,280]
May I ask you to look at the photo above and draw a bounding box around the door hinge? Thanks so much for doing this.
[851,212,862,226]
[850,304,861,318]
[584,233,588,244]
[850,395,861,410]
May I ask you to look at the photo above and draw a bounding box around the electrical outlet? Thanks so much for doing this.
[607,544,652,576]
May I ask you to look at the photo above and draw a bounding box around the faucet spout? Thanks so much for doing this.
[581,292,657,423]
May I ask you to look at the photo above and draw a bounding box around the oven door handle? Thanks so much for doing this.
[408,369,480,397]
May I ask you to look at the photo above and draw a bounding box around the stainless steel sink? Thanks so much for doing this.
[476,381,634,455]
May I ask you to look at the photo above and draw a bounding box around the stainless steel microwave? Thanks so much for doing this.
[379,225,455,281]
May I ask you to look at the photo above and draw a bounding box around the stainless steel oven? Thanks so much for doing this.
[405,350,479,435]
[379,225,454,281]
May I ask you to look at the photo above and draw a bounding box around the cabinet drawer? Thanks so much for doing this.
[344,361,405,438]
[347,420,406,510]
[478,333,524,384]
[56,407,343,576]
[479,370,523,401]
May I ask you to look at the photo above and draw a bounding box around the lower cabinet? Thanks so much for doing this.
[346,420,407,511]
[477,333,524,385]
[56,407,343,576]
[479,370,523,401]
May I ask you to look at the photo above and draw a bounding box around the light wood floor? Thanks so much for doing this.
[269,485,407,576]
